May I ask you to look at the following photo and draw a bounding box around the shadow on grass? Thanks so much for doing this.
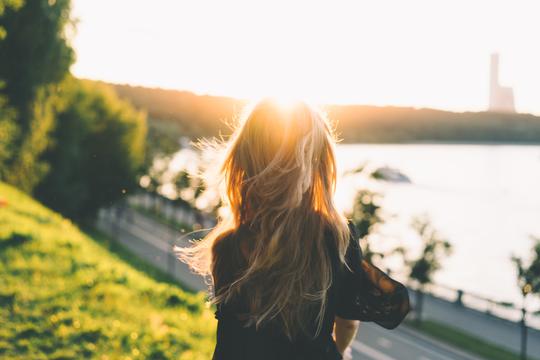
[0,232,33,251]
[11,208,54,225]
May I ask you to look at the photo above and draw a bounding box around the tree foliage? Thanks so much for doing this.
[0,0,23,40]
[511,236,540,299]
[405,216,453,286]
[0,87,17,172]
[349,189,383,239]
[0,0,74,192]
[0,0,73,116]
[348,189,387,263]
[2,86,63,191]
[0,0,22,175]
[34,79,147,222]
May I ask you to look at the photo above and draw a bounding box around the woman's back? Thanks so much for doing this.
[212,223,354,360]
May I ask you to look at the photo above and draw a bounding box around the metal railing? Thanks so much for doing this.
[413,282,540,331]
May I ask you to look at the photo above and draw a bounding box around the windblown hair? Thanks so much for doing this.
[175,98,351,341]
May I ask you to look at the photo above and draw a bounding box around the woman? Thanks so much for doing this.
[176,99,409,359]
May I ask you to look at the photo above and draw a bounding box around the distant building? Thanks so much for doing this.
[489,53,515,113]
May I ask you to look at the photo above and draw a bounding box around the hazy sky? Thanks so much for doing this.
[71,0,540,114]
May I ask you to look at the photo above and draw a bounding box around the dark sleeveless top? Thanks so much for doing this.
[212,221,409,360]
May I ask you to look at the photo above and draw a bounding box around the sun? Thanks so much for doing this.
[268,95,304,112]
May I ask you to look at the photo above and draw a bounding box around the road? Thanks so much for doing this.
[352,322,482,360]
[96,207,538,359]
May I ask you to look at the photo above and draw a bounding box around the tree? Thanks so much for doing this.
[34,79,147,223]
[0,0,23,39]
[0,0,74,192]
[0,88,17,173]
[401,215,452,323]
[347,189,411,268]
[3,87,63,191]
[348,189,385,262]
[511,236,540,360]
[0,0,73,115]
[349,190,383,238]
[172,166,207,208]
[512,236,540,300]
[0,0,22,176]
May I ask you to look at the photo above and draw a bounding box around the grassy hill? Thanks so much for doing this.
[0,182,215,359]
[105,81,540,144]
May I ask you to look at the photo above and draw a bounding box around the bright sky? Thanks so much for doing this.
[71,0,540,114]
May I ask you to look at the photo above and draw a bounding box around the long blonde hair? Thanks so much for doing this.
[176,98,350,340]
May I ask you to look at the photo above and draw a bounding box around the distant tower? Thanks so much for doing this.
[489,53,515,113]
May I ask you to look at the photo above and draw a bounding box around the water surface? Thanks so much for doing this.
[335,143,540,306]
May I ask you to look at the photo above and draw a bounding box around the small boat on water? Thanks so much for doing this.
[370,166,411,183]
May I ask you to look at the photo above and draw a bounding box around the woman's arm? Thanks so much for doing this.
[333,316,360,355]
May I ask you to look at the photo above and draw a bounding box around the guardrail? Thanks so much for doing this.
[407,282,540,359]
[411,282,540,331]
[125,190,215,230]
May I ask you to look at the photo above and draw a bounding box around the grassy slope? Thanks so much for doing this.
[0,182,215,360]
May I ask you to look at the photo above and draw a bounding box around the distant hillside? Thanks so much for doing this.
[105,81,540,144]
[325,105,540,143]
[0,182,214,359]
[108,82,247,139]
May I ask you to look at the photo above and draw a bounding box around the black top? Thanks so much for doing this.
[212,221,410,360]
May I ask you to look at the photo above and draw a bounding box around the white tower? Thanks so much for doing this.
[489,53,515,113]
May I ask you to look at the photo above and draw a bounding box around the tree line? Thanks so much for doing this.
[110,83,540,144]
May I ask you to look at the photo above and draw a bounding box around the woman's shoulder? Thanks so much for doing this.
[212,229,236,254]
[324,219,363,274]
[324,219,361,250]
[212,229,245,292]
[214,225,254,260]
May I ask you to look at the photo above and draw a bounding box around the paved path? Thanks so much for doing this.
[96,207,539,359]
[415,291,540,357]
[352,323,484,360]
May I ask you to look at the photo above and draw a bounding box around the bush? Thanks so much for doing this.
[34,79,147,222]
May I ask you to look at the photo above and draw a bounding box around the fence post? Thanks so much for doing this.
[520,308,527,360]
[112,205,120,238]
[415,289,424,324]
[455,289,463,306]
[168,227,177,276]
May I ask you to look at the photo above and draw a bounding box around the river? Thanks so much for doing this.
[334,143,540,306]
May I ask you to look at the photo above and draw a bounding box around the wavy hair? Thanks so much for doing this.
[175,98,350,341]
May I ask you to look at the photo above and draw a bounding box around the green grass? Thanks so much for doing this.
[406,320,521,360]
[0,182,216,359]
